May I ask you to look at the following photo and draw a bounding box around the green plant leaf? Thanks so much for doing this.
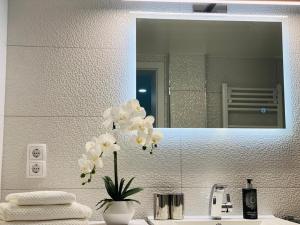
[96,199,113,210]
[97,202,107,210]
[103,176,114,184]
[103,202,113,213]
[103,177,113,192]
[96,199,105,207]
[96,198,111,207]
[124,199,141,204]
[119,178,125,196]
[122,177,135,195]
[103,176,117,199]
[121,187,143,199]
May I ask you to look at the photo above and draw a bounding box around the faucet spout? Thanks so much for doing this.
[209,184,232,220]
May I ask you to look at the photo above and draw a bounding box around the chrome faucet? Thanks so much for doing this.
[209,184,233,220]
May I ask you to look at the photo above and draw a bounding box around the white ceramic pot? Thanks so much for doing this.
[103,201,135,225]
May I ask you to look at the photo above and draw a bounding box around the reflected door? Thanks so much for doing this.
[136,70,157,127]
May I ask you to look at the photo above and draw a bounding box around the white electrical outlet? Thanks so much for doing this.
[27,144,47,161]
[27,144,47,178]
[27,161,46,178]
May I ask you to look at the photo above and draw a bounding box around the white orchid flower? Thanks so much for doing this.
[129,117,145,132]
[112,106,131,128]
[151,130,164,145]
[87,149,103,168]
[98,133,121,153]
[102,106,130,129]
[85,137,103,155]
[85,141,95,152]
[78,154,94,174]
[79,99,164,187]
[144,116,155,128]
[129,116,155,133]
[132,131,147,146]
[145,128,153,146]
[126,99,146,118]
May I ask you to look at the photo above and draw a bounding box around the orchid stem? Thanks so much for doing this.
[113,151,118,194]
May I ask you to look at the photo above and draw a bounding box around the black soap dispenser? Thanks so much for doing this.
[242,179,258,219]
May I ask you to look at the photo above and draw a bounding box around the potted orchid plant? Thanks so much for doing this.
[78,99,163,225]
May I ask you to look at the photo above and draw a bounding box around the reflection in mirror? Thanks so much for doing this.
[136,19,285,128]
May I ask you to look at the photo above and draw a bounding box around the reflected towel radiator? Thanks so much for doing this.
[222,83,283,128]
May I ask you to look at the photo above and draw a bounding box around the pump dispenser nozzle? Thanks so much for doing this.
[246,179,253,189]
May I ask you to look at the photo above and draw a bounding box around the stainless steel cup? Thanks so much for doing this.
[154,194,170,220]
[170,193,184,220]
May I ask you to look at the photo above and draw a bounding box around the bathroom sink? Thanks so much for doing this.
[148,216,297,225]
[175,220,262,225]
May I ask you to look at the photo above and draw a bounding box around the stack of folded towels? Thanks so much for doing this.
[0,191,92,225]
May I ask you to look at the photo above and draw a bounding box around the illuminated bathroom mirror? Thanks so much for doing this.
[136,18,285,128]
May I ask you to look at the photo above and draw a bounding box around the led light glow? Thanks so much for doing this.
[138,88,147,93]
[131,13,291,134]
[124,0,300,5]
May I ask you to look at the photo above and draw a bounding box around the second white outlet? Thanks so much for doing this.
[27,161,47,178]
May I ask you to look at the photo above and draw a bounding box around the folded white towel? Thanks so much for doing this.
[0,219,89,225]
[0,202,92,222]
[6,191,76,206]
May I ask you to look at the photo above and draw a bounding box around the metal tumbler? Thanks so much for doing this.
[170,193,184,220]
[154,194,170,220]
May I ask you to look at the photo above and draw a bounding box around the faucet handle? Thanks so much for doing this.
[226,194,231,203]
[221,194,233,213]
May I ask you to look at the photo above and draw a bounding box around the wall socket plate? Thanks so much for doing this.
[27,144,47,178]
[27,144,47,161]
[26,161,46,178]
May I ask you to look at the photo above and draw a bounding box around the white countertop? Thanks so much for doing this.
[148,215,276,220]
[88,217,297,225]
[147,216,297,225]
[89,220,148,225]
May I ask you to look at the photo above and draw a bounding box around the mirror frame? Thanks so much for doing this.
[133,12,291,132]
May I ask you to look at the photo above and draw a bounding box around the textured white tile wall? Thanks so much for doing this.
[0,0,7,199]
[169,54,206,127]
[3,0,300,221]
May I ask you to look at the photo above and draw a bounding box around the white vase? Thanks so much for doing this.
[103,201,135,225]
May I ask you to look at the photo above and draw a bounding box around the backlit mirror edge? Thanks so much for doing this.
[132,12,292,134]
